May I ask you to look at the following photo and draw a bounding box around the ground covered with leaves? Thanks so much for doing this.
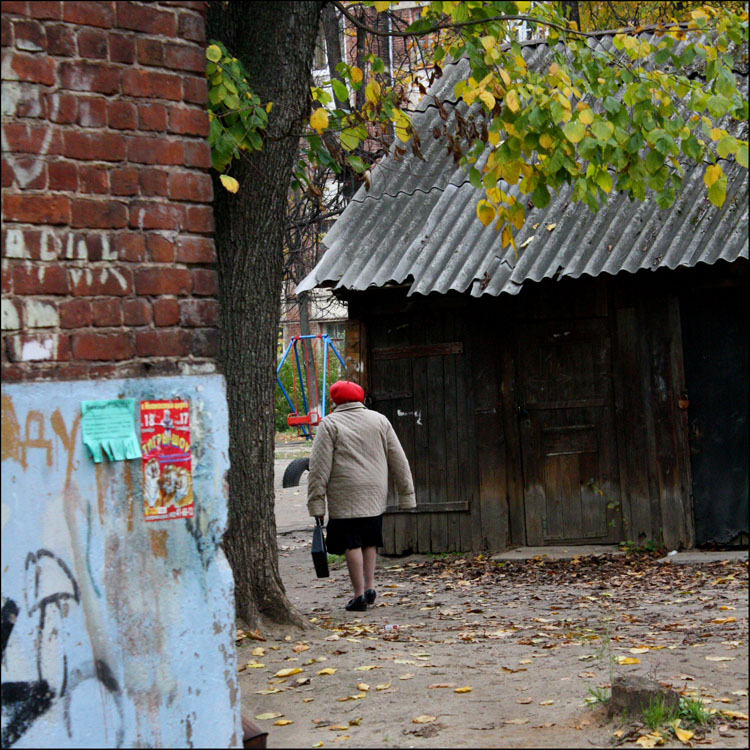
[237,544,748,748]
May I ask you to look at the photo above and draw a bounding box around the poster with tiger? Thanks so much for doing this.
[140,399,193,521]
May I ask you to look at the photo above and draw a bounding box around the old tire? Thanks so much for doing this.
[282,457,310,488]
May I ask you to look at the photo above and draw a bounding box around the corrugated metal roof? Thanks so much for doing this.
[297,34,749,298]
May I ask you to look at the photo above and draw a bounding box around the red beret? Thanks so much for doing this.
[330,380,365,405]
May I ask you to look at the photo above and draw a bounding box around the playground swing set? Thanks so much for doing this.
[276,334,346,440]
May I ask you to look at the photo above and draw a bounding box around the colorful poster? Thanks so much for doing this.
[140,399,193,522]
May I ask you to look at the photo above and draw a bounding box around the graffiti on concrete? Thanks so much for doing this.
[1,550,123,748]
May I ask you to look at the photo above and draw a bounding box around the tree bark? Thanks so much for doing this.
[207,0,324,629]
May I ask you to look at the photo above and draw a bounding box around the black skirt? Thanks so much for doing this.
[325,515,384,555]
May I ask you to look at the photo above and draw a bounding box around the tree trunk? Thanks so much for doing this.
[560,0,580,28]
[207,0,324,629]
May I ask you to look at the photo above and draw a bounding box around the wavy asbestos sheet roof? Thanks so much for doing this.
[297,34,749,298]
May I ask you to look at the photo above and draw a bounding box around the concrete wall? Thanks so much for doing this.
[1,374,239,748]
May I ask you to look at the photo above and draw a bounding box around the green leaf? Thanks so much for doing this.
[707,176,727,207]
[469,167,482,189]
[656,187,675,210]
[591,120,614,141]
[225,93,240,111]
[736,143,748,168]
[596,171,612,194]
[346,155,367,172]
[716,136,738,159]
[247,130,262,150]
[206,45,222,63]
[339,129,359,151]
[706,95,730,118]
[208,85,225,106]
[646,149,665,173]
[223,75,238,94]
[563,121,586,144]
[681,135,702,160]
[332,79,349,102]
[532,183,551,208]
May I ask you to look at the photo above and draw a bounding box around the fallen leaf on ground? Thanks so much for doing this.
[706,656,734,662]
[274,720,293,726]
[275,668,303,677]
[349,718,362,726]
[255,712,282,720]
[711,617,737,624]
[454,686,472,693]
[630,647,650,653]
[333,736,350,742]
[353,665,378,671]
[517,698,532,704]
[243,661,264,669]
[730,689,748,697]
[413,715,436,724]
[399,673,415,680]
[318,668,337,676]
[293,643,310,652]
[394,659,416,665]
[376,681,392,690]
[502,666,527,673]
[539,700,554,705]
[429,683,456,689]
[578,671,596,678]
[613,730,625,738]
[303,698,313,703]
[720,710,748,720]
[312,743,323,748]
[246,629,266,641]
[256,688,282,695]
[251,647,265,657]
[674,726,694,743]
[546,223,557,231]
[615,656,640,665]
[519,659,532,664]
[357,683,369,692]
[504,718,529,725]
[330,724,349,731]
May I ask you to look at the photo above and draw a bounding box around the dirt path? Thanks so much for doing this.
[237,537,748,749]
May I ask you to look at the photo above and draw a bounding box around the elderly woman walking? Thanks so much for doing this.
[307,380,416,611]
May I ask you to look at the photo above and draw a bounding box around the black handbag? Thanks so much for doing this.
[311,518,329,578]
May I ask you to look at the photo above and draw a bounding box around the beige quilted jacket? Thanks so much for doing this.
[307,402,416,519]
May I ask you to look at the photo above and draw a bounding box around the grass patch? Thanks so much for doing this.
[642,696,679,731]
[585,686,610,705]
[327,553,345,566]
[679,696,712,726]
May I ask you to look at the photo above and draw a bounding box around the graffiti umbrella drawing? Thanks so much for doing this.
[140,400,193,521]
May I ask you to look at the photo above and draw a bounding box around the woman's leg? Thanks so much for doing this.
[362,546,377,592]
[344,547,364,597]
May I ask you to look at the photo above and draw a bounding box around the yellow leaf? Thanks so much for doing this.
[275,667,303,677]
[506,90,520,113]
[330,724,350,731]
[333,737,350,743]
[539,134,553,150]
[317,668,337,675]
[481,36,496,52]
[376,681,391,690]
[274,719,293,726]
[245,661,265,669]
[255,712,282,721]
[706,656,734,661]
[477,200,496,227]
[373,1,390,11]
[365,80,381,105]
[454,686,472,693]
[251,647,265,657]
[704,164,722,187]
[488,130,500,146]
[293,643,310,652]
[206,45,222,63]
[630,647,650,654]
[498,68,511,88]
[479,90,496,110]
[353,665,377,671]
[398,673,415,680]
[265,101,273,113]
[313,743,324,748]
[349,718,362,726]
[546,223,557,231]
[501,226,514,249]
[615,656,641,665]
[357,682,369,691]
[350,66,363,84]
[720,710,749,719]
[413,715,436,724]
[220,175,240,193]
[309,108,328,135]
[539,700,555,705]
[579,108,594,125]
[711,616,737,624]
[710,128,723,141]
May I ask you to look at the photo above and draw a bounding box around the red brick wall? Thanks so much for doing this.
[1,0,218,382]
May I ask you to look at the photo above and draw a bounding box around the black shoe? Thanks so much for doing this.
[365,589,376,605]
[345,595,367,612]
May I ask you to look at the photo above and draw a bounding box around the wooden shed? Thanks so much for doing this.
[298,35,749,554]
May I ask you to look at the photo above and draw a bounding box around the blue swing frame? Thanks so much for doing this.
[276,334,346,439]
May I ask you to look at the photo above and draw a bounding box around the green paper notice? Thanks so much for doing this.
[81,398,141,463]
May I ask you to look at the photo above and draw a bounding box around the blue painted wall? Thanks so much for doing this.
[1,375,240,748]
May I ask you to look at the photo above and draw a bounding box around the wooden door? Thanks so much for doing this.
[516,319,622,545]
